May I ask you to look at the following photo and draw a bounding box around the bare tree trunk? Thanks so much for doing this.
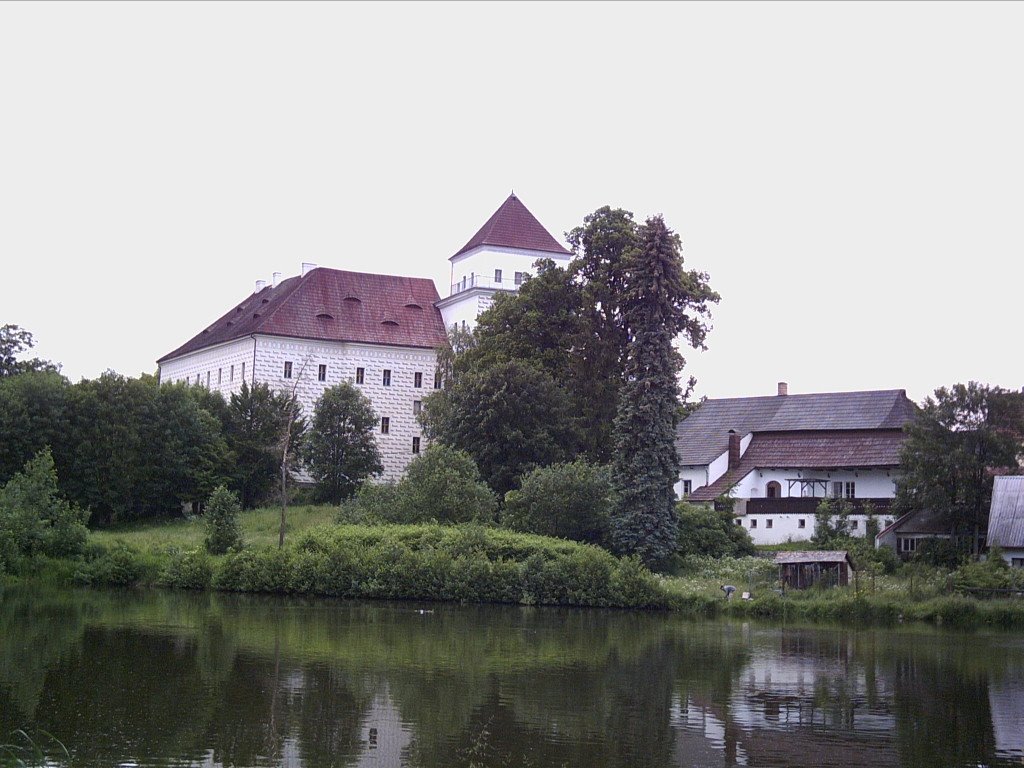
[277,356,310,550]
[279,452,287,548]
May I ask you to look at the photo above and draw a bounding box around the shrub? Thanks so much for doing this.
[396,446,497,524]
[204,485,242,554]
[158,548,213,589]
[502,461,614,546]
[675,502,755,559]
[73,540,156,586]
[911,537,964,569]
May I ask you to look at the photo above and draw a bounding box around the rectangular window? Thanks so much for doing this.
[380,417,390,434]
[1011,558,1024,569]
[735,519,742,526]
[494,269,502,283]
[899,537,917,553]
[413,400,422,415]
[217,368,222,385]
[356,367,365,384]
[230,364,234,382]
[434,370,442,389]
[766,519,773,529]
[750,519,757,529]
[414,372,423,388]
[196,374,200,385]
[241,362,246,380]
[206,371,210,387]
[832,481,844,498]
[682,480,692,497]
[514,271,526,286]
[318,364,327,382]
[798,518,806,529]
[851,519,859,530]
[283,361,292,379]
[412,436,421,454]
[845,481,856,499]
[382,369,391,386]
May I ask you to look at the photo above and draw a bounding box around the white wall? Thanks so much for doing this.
[731,468,897,499]
[158,337,255,397]
[437,290,493,332]
[448,245,570,294]
[733,512,897,545]
[676,466,709,499]
[161,334,438,483]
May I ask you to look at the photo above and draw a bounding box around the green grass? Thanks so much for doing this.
[90,504,338,550]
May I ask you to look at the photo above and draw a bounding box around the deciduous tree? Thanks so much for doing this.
[306,382,382,503]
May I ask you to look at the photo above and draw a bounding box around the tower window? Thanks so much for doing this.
[382,369,391,386]
[356,367,364,384]
[318,364,327,382]
[380,417,390,434]
[514,271,526,285]
[494,269,502,283]
[283,361,292,379]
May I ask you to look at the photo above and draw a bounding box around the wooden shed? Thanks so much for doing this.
[775,551,854,589]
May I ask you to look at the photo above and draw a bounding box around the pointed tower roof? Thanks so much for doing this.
[452,194,571,260]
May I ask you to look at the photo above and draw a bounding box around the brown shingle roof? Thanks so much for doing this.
[677,389,917,466]
[688,430,905,501]
[158,268,448,363]
[452,194,570,259]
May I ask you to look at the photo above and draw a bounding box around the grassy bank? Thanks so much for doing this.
[13,506,1024,629]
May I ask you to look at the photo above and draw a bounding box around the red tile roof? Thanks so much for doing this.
[158,268,448,363]
[452,194,571,259]
[689,430,905,501]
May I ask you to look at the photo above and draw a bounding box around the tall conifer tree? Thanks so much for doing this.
[610,216,718,568]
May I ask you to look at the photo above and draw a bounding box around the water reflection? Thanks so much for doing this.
[1,585,1022,768]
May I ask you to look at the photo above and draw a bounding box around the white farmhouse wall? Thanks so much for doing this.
[253,336,437,482]
[676,467,709,499]
[733,512,897,546]
[707,450,731,487]
[730,468,896,500]
[158,337,256,398]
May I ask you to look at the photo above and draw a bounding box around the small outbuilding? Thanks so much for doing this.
[987,476,1024,568]
[775,551,854,589]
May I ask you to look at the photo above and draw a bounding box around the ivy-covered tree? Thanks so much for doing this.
[306,382,383,503]
[609,216,719,569]
[895,382,1023,553]
[421,360,581,497]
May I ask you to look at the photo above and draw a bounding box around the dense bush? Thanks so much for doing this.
[911,537,965,569]
[0,448,89,573]
[503,461,614,546]
[72,540,158,587]
[209,525,667,608]
[675,502,756,559]
[204,486,243,554]
[158,548,213,589]
[953,552,1024,593]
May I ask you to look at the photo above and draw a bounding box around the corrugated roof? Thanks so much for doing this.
[988,476,1024,549]
[677,389,917,466]
[775,551,852,564]
[688,430,905,501]
[452,194,570,259]
[158,267,448,363]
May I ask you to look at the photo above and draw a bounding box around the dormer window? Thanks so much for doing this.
[316,312,334,320]
[381,318,399,327]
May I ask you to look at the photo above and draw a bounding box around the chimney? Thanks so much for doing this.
[255,279,267,292]
[728,429,741,470]
[301,262,318,277]
[272,271,282,288]
[777,381,788,396]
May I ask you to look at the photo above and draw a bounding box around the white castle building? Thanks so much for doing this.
[156,194,570,481]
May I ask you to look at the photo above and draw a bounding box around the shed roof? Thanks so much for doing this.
[676,389,916,466]
[988,476,1024,549]
[158,267,448,363]
[775,551,852,565]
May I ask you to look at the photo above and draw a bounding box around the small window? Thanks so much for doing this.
[412,437,421,454]
[414,372,423,388]
[1011,558,1024,569]
[832,481,844,499]
[217,368,222,385]
[851,519,859,530]
[356,367,364,385]
[899,537,918,553]
[318,364,327,382]
[750,519,757,529]
[382,369,391,387]
[283,362,292,379]
[766,519,773,529]
[735,519,742,526]
[682,480,692,497]
[196,374,200,385]
[434,370,442,389]
[413,400,422,415]
[798,518,806,529]
[230,364,234,382]
[206,371,210,387]
[514,271,526,285]
[380,417,390,435]
[241,362,246,380]
[494,269,502,283]
[845,481,856,499]
[766,481,781,499]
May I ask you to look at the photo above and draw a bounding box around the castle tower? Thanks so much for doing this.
[435,194,571,331]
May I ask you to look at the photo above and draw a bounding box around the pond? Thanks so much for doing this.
[1,585,1022,767]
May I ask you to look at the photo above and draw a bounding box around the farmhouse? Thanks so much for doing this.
[156,194,569,480]
[675,384,916,545]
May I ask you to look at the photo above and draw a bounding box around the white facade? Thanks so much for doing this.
[436,244,571,331]
[160,335,438,482]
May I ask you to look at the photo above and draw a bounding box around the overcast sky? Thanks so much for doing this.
[2,2,1021,404]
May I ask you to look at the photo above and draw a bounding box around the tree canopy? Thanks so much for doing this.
[0,324,59,378]
[306,382,383,503]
